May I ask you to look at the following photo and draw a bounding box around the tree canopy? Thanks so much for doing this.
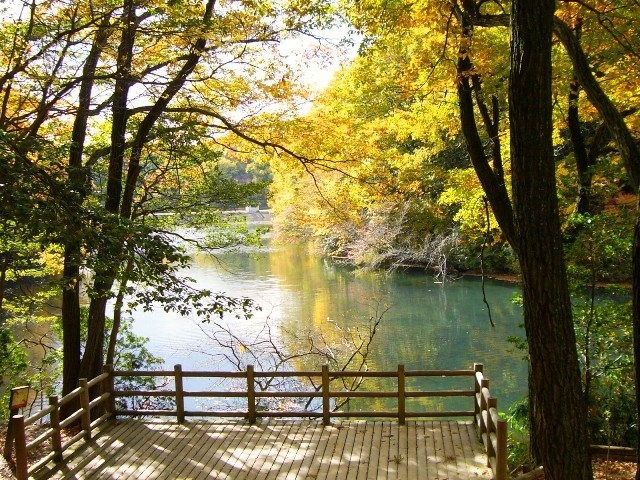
[3,0,640,477]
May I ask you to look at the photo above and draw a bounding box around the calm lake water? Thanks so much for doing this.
[130,241,528,413]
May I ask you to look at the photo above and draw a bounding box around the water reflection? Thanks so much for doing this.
[132,242,527,412]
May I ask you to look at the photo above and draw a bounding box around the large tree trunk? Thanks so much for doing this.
[634,209,640,480]
[61,249,81,418]
[509,1,593,478]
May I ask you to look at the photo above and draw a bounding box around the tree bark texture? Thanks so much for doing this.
[509,1,593,479]
[633,211,640,480]
[61,247,81,419]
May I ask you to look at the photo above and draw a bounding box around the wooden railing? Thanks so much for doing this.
[7,369,114,480]
[5,363,507,480]
[474,365,508,480]
[113,363,478,423]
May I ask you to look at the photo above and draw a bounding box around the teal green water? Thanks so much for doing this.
[132,242,527,413]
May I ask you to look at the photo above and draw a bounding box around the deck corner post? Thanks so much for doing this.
[247,365,256,424]
[397,364,406,426]
[175,364,185,423]
[322,364,330,426]
[79,378,91,439]
[496,418,508,480]
[102,364,115,418]
[49,395,63,462]
[13,415,28,480]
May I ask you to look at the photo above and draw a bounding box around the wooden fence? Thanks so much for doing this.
[5,363,507,480]
[6,371,114,480]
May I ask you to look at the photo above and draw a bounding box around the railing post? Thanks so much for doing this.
[487,397,498,466]
[398,364,406,426]
[13,415,28,480]
[4,386,30,461]
[2,416,13,461]
[175,364,185,423]
[79,378,91,440]
[102,364,115,417]
[322,365,330,426]
[49,395,63,462]
[480,378,489,440]
[247,365,256,424]
[496,418,508,480]
[473,363,483,422]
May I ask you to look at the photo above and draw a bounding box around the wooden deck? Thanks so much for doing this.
[31,419,493,479]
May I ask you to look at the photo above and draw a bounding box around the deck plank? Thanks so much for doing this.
[424,421,440,479]
[433,420,447,479]
[398,422,409,480]
[263,420,295,480]
[385,422,398,480]
[73,421,146,480]
[406,421,417,480]
[97,421,183,480]
[345,421,366,480]
[133,422,190,480]
[29,419,492,480]
[365,421,382,480]
[327,424,350,480]
[161,421,210,479]
[291,420,324,480]
[279,421,307,480]
[179,422,227,479]
[210,420,255,478]
[243,421,290,479]
[415,421,428,480]
[314,424,340,479]
[441,421,459,479]
[225,421,264,479]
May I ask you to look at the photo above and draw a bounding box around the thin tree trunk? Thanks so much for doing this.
[568,76,594,215]
[0,250,8,313]
[565,18,595,216]
[456,19,517,250]
[106,256,134,367]
[553,18,640,188]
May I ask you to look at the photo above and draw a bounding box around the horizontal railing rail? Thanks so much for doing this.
[111,364,478,424]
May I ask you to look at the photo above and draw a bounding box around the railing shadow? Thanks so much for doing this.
[31,419,492,479]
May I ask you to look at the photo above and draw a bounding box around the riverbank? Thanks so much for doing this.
[461,270,522,284]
